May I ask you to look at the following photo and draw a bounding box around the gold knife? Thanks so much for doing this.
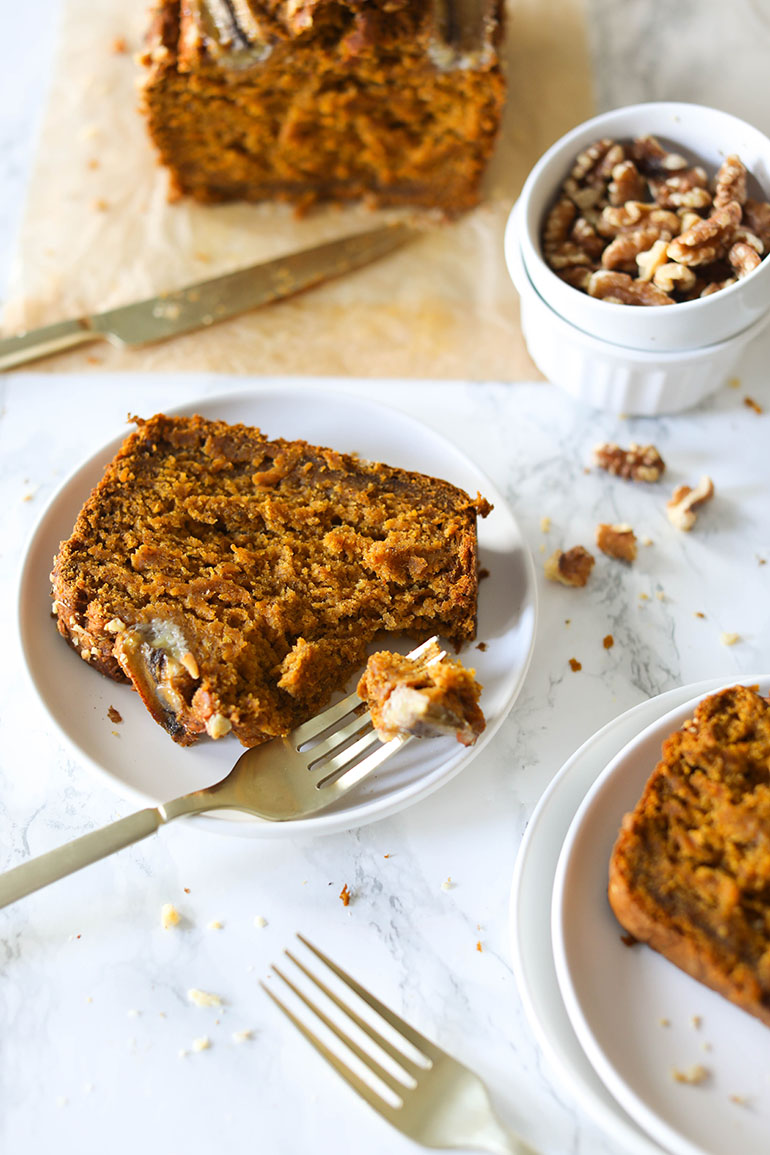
[0,222,416,372]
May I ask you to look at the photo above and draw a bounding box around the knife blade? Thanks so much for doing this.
[0,222,416,372]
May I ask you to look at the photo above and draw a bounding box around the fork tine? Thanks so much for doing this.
[305,712,376,765]
[297,935,441,1061]
[260,980,401,1124]
[290,688,364,747]
[316,732,409,795]
[282,948,428,1081]
[266,962,415,1100]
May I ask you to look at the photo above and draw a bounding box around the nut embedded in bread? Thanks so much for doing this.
[50,413,490,748]
[608,685,770,1027]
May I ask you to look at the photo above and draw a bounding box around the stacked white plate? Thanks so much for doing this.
[511,676,770,1155]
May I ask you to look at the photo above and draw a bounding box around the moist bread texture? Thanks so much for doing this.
[139,0,506,215]
[609,685,770,1027]
[51,414,490,748]
[357,638,485,745]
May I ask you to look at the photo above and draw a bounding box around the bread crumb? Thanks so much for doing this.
[744,396,763,414]
[178,1048,189,1059]
[85,995,93,1004]
[672,1064,709,1085]
[191,1037,211,1053]
[540,515,552,533]
[107,705,122,724]
[728,376,741,388]
[729,1093,750,1105]
[694,611,706,619]
[690,1015,702,1030]
[339,883,351,906]
[475,940,483,952]
[187,988,222,1008]
[253,915,267,928]
[569,658,582,672]
[127,1009,140,1018]
[160,903,180,930]
[232,1029,253,1044]
[207,920,223,931]
[441,877,454,891]
[720,632,741,646]
[659,1018,670,1027]
[603,635,614,650]
[112,36,128,53]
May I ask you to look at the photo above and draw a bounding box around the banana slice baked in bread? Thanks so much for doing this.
[51,413,491,748]
[609,684,770,1027]
[357,639,485,746]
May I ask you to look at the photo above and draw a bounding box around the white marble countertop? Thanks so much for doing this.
[2,5,770,1155]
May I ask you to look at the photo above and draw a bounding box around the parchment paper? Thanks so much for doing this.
[1,0,594,378]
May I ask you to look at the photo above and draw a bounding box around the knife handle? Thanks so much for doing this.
[0,318,102,371]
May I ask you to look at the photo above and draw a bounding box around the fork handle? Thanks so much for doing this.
[0,807,164,909]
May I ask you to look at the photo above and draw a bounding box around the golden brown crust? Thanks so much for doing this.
[51,413,487,748]
[139,0,506,215]
[608,685,770,1027]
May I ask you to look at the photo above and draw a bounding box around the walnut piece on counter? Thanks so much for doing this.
[544,546,595,587]
[593,442,666,481]
[596,523,638,562]
[666,476,715,531]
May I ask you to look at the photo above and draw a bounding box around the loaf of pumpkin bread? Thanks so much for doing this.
[139,0,506,215]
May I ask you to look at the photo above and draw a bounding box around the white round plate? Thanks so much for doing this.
[551,676,770,1155]
[18,386,537,838]
[511,679,742,1155]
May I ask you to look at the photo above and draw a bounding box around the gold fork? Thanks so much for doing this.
[262,936,538,1155]
[0,639,440,910]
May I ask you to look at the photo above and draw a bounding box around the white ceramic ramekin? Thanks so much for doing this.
[505,201,770,415]
[517,102,770,354]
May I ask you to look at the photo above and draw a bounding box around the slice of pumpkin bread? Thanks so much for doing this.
[609,684,770,1027]
[51,413,490,747]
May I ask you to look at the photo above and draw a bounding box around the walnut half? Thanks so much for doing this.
[594,442,666,482]
[596,523,638,562]
[544,546,595,587]
[666,476,715,531]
